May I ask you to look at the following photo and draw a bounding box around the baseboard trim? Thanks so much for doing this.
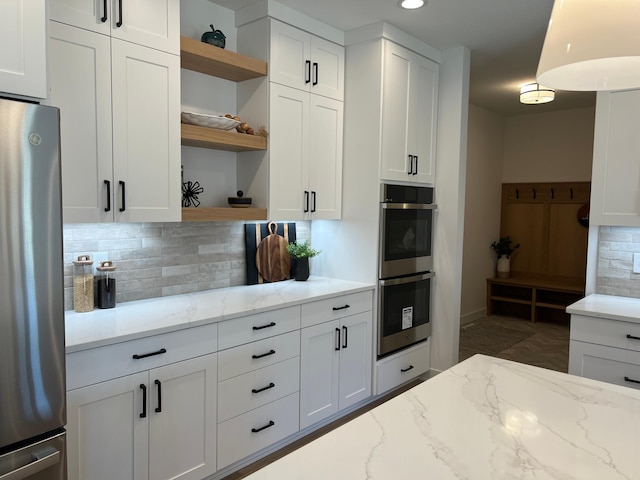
[460,308,486,326]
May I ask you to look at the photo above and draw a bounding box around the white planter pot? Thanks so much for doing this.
[496,256,511,278]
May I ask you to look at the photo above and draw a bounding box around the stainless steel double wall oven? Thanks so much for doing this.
[378,183,435,358]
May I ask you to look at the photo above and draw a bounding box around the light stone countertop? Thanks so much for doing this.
[567,293,640,323]
[65,276,374,353]
[244,354,640,480]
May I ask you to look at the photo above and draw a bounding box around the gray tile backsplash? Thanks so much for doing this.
[596,226,640,298]
[63,221,311,311]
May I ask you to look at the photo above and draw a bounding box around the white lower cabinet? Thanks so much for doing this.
[299,304,372,430]
[376,340,430,395]
[67,353,218,480]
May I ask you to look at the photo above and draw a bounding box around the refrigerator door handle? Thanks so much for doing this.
[0,448,60,480]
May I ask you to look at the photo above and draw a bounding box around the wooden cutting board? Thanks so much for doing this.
[255,222,291,282]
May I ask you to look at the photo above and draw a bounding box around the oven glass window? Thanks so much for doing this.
[381,277,431,337]
[383,209,432,262]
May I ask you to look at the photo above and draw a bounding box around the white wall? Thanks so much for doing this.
[460,105,504,324]
[502,107,595,182]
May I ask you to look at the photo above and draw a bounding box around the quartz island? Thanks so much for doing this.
[245,354,640,479]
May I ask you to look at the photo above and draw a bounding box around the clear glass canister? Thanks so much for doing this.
[96,260,116,309]
[73,255,94,313]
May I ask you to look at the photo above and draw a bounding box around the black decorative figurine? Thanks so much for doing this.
[201,24,226,49]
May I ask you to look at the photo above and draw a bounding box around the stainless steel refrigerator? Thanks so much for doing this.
[0,98,66,479]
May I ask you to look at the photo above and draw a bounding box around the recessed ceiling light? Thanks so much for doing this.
[399,0,425,10]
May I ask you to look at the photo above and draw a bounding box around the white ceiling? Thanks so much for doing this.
[211,0,596,116]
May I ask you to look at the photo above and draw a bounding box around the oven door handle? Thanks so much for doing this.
[379,272,435,287]
[381,203,437,210]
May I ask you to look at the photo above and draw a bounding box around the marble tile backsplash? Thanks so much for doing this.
[63,221,311,311]
[596,226,640,298]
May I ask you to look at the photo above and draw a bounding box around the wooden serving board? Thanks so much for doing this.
[255,222,291,282]
[245,222,296,285]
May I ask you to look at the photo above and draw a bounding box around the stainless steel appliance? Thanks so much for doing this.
[0,98,66,479]
[378,183,435,358]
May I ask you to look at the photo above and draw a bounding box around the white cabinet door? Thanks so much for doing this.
[0,0,46,98]
[299,320,340,430]
[269,83,309,220]
[310,35,344,101]
[338,312,372,410]
[111,38,181,222]
[48,22,113,223]
[148,354,217,480]
[67,372,149,480]
[590,89,640,226]
[308,95,343,219]
[50,0,179,54]
[381,41,438,184]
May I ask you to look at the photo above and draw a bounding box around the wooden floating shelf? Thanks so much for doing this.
[180,36,268,81]
[182,207,268,222]
[181,124,267,152]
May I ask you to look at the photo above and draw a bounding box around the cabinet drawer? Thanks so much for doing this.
[218,357,300,422]
[218,306,301,350]
[67,323,218,390]
[218,330,300,381]
[301,290,373,328]
[376,340,430,395]
[569,340,640,390]
[570,314,640,351]
[217,393,299,469]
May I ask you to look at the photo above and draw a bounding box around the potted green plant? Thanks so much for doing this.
[490,236,520,278]
[286,241,321,281]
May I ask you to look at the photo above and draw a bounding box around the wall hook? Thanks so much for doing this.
[515,188,519,199]
[570,187,574,199]
[533,188,536,199]
[551,188,555,199]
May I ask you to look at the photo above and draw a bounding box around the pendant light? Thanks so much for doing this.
[520,83,555,104]
[536,0,640,91]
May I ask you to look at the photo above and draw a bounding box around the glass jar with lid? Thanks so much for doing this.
[96,260,116,309]
[73,255,94,312]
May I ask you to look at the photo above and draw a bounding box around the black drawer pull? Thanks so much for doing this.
[401,365,414,373]
[252,382,276,394]
[252,349,276,359]
[132,348,167,360]
[104,180,111,212]
[139,384,147,418]
[332,304,350,311]
[253,322,276,331]
[252,420,275,433]
[624,376,640,384]
[154,379,162,413]
[627,334,640,340]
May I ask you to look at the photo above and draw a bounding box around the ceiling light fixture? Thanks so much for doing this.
[536,0,640,91]
[519,83,555,104]
[399,0,425,10]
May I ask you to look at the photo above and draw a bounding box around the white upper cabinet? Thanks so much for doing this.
[590,89,640,227]
[270,19,344,101]
[0,0,47,98]
[381,41,438,184]
[50,0,179,54]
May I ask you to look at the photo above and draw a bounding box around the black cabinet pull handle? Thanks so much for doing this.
[332,304,350,311]
[627,334,640,340]
[407,155,414,175]
[305,60,311,84]
[401,365,414,373]
[116,0,123,27]
[624,376,640,384]
[251,420,275,433]
[342,325,348,349]
[304,190,309,212]
[101,0,108,22]
[139,384,147,418]
[132,348,167,360]
[119,180,126,212]
[253,322,276,331]
[312,62,318,86]
[252,382,276,394]
[335,327,341,351]
[104,180,111,212]
[413,155,418,175]
[154,379,162,413]
[252,349,276,359]
[311,191,316,213]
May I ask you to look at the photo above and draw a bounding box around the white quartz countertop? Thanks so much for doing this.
[245,354,640,480]
[65,276,374,353]
[567,293,640,323]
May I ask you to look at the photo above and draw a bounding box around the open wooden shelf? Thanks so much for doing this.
[180,36,267,81]
[181,207,267,222]
[181,124,267,152]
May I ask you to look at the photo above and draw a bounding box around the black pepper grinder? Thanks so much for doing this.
[96,260,116,309]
